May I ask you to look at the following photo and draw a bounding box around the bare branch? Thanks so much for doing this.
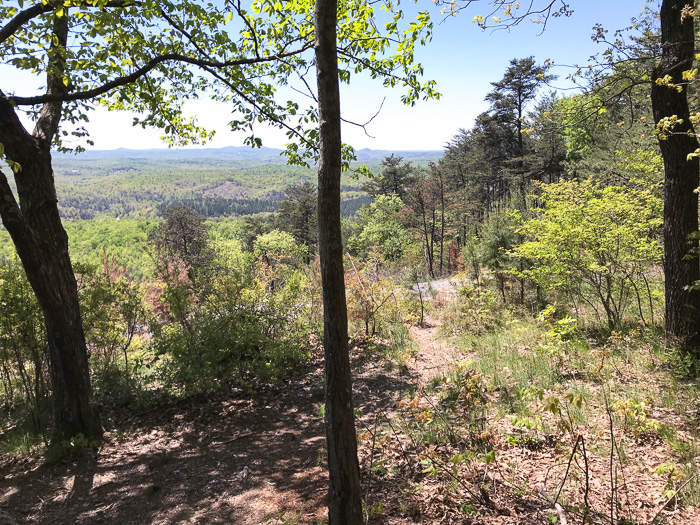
[438,0,571,34]
[340,97,385,138]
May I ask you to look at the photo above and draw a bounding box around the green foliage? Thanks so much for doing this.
[477,206,520,300]
[513,180,663,330]
[441,274,506,336]
[148,239,313,394]
[64,219,156,278]
[535,304,582,372]
[345,261,402,337]
[347,194,413,262]
[613,398,661,437]
[0,257,49,430]
[254,229,308,267]
[149,207,215,283]
[76,250,147,371]
[275,182,318,258]
[361,155,417,202]
[443,360,491,437]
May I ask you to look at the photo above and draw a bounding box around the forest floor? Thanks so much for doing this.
[1,294,699,524]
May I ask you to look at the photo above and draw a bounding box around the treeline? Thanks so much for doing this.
[343,54,664,333]
[156,197,278,217]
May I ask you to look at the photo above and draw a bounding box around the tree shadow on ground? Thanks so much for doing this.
[0,348,419,525]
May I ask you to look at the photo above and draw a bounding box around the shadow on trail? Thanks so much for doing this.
[0,379,330,524]
[0,342,422,524]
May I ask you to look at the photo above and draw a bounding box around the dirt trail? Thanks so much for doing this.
[408,314,463,384]
[0,316,460,524]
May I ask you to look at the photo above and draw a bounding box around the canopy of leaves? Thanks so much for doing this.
[347,194,412,261]
[0,0,438,157]
[513,179,662,328]
[361,154,417,201]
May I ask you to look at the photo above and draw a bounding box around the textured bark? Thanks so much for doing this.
[0,10,99,440]
[314,0,363,522]
[651,0,700,357]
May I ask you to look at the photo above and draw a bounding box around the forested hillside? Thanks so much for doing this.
[1,1,699,524]
[46,147,437,221]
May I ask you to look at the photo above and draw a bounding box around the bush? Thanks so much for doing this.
[0,258,50,431]
[147,242,313,394]
[441,274,508,336]
[512,180,663,331]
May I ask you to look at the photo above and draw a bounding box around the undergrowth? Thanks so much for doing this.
[359,294,700,524]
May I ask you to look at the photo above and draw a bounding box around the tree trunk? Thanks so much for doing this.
[0,104,99,441]
[439,172,445,275]
[314,0,363,522]
[0,10,99,440]
[651,0,700,357]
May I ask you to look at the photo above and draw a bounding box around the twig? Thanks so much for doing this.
[538,485,568,525]
[604,389,616,525]
[553,434,594,522]
[555,434,582,504]
[649,474,698,525]
[364,414,379,525]
[580,434,591,512]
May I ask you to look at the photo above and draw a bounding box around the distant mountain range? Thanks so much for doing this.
[55,146,443,165]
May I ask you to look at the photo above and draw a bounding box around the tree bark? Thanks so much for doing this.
[0,9,99,440]
[314,0,363,522]
[651,0,700,357]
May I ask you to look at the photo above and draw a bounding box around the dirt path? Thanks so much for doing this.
[0,319,461,525]
[408,314,463,384]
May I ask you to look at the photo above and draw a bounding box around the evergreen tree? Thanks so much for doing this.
[361,154,416,201]
[148,207,214,284]
[275,182,318,258]
[485,56,556,190]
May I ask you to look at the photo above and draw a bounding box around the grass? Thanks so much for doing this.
[428,298,700,513]
[0,429,43,456]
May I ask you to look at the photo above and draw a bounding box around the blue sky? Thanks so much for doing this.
[5,1,652,152]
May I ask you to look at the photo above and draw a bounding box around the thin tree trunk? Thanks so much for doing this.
[439,173,445,276]
[314,0,363,521]
[651,0,700,357]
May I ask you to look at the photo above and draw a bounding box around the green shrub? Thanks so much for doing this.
[441,274,507,336]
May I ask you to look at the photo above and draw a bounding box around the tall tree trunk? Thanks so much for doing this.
[314,0,363,522]
[439,171,445,275]
[0,107,99,441]
[651,0,700,357]
[0,10,99,440]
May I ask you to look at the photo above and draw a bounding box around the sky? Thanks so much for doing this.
[4,1,653,153]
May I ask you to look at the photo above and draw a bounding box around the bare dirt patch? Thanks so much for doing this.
[408,315,463,384]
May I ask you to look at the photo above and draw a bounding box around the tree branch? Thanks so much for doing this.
[198,62,316,151]
[0,168,32,248]
[33,9,69,145]
[0,0,137,46]
[7,44,312,106]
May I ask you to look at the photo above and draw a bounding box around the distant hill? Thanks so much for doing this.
[55,146,442,167]
[353,148,442,163]
[49,146,442,222]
